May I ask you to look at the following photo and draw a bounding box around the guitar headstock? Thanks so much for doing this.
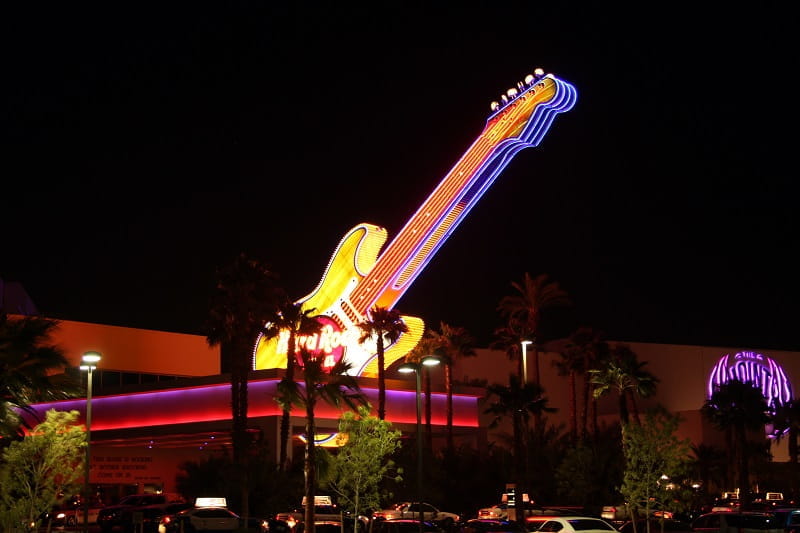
[485,67,577,145]
[489,67,549,113]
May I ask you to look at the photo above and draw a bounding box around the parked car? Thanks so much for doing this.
[771,508,800,533]
[158,499,241,533]
[478,502,542,520]
[372,518,446,533]
[276,496,345,529]
[525,513,586,532]
[374,502,461,529]
[690,511,781,533]
[138,501,193,532]
[533,517,617,533]
[63,504,106,526]
[275,495,366,532]
[616,518,692,533]
[710,499,741,513]
[98,493,185,533]
[601,503,672,524]
[461,518,527,533]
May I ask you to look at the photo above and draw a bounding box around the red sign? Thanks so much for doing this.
[294,315,345,370]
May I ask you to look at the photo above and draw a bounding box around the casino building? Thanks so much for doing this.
[16,312,799,501]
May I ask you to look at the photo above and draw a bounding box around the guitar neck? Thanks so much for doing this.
[349,74,576,315]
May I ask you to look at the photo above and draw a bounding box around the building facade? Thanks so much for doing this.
[21,316,799,500]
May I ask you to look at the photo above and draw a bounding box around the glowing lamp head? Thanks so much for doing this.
[398,363,416,374]
[398,356,440,373]
[82,351,101,364]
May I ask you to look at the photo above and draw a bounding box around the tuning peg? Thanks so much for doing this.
[506,88,518,98]
[517,81,525,91]
[524,74,535,85]
[490,101,501,111]
[533,67,545,79]
[501,94,509,104]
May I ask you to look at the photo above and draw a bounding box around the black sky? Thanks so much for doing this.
[4,3,799,350]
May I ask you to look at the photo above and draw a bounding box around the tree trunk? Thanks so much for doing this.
[618,392,629,427]
[531,346,541,430]
[377,336,386,420]
[627,389,641,425]
[425,368,433,449]
[580,367,590,439]
[232,342,250,527]
[280,334,297,471]
[305,380,317,533]
[568,371,577,441]
[445,363,453,452]
[737,425,750,506]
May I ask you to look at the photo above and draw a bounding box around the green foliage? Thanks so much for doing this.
[620,407,693,526]
[555,435,624,507]
[175,439,303,517]
[0,409,85,531]
[322,406,402,528]
[0,314,80,439]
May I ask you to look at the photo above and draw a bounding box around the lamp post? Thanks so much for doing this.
[521,340,532,383]
[398,356,440,533]
[80,351,101,533]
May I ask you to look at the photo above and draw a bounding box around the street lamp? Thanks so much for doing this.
[521,340,532,383]
[80,351,101,533]
[398,356,440,533]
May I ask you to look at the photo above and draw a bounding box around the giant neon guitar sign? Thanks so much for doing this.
[255,68,578,376]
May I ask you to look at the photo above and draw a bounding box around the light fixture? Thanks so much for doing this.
[521,341,532,383]
[80,351,101,533]
[397,356,440,533]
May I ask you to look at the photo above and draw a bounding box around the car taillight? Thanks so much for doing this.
[162,516,172,524]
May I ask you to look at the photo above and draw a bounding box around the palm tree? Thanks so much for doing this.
[275,347,367,533]
[589,343,658,430]
[0,313,80,439]
[426,322,477,451]
[262,299,322,471]
[565,327,608,439]
[356,306,409,420]
[489,320,527,386]
[548,338,582,441]
[701,379,770,506]
[771,399,800,497]
[204,252,285,523]
[484,373,556,510]
[690,444,728,499]
[496,273,571,388]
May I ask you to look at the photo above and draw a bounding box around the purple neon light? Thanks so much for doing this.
[707,351,793,409]
[21,379,479,434]
[366,74,577,307]
[393,77,578,293]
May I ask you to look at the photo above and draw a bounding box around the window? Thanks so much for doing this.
[569,519,615,531]
[538,521,563,532]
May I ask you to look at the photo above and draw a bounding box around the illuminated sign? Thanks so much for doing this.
[255,69,577,376]
[707,351,793,436]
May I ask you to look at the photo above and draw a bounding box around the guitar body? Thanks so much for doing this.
[254,70,577,377]
[254,223,425,377]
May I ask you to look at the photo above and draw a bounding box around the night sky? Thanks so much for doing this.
[4,4,798,351]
